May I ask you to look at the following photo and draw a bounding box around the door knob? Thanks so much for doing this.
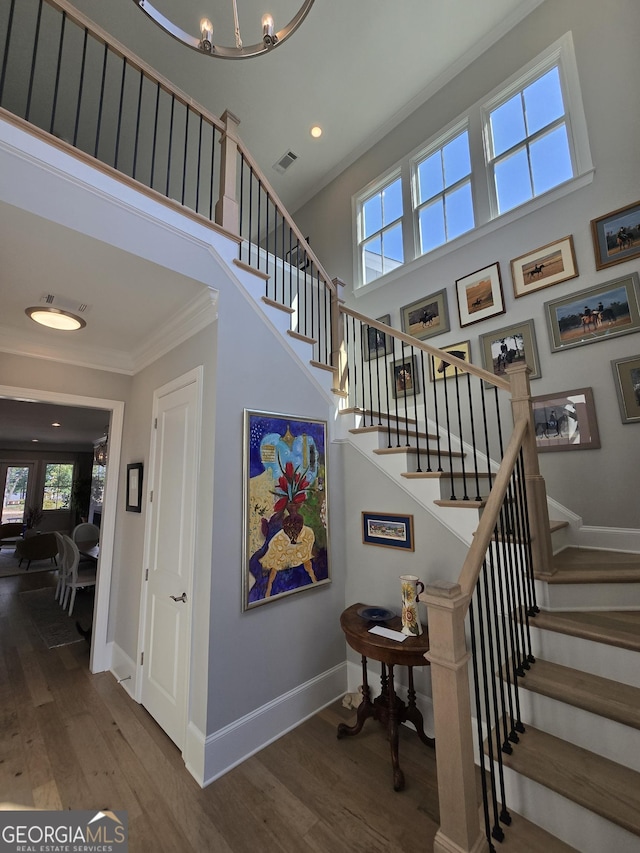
[170,592,187,603]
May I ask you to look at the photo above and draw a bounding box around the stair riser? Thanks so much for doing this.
[498,763,640,853]
[529,626,640,688]
[535,579,640,611]
[517,688,640,772]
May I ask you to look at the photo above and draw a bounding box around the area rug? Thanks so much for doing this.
[18,587,95,648]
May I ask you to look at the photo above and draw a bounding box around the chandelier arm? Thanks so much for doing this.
[231,0,243,50]
[132,0,314,59]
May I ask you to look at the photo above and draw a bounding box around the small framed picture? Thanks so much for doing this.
[362,512,414,550]
[456,262,505,327]
[532,388,600,452]
[390,355,421,399]
[400,289,450,341]
[591,200,640,270]
[363,314,394,360]
[611,354,640,424]
[126,462,144,512]
[479,319,540,381]
[544,273,640,353]
[428,341,471,382]
[511,235,578,298]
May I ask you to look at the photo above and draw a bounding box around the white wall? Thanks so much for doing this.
[295,0,640,530]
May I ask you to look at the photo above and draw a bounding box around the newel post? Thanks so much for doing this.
[215,109,241,236]
[331,277,348,397]
[422,581,489,853]
[506,363,554,577]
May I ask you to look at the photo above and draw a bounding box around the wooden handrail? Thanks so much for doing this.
[340,304,510,391]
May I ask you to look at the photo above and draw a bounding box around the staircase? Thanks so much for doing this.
[243,272,640,852]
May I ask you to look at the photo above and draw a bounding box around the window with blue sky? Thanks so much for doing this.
[354,33,592,289]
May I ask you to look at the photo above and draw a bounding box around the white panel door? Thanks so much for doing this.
[141,375,199,749]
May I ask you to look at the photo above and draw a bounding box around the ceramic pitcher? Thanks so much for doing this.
[399,574,425,636]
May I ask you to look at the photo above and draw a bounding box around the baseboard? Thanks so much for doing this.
[184,721,207,787]
[201,662,347,787]
[571,525,640,553]
[346,659,435,739]
[109,641,137,699]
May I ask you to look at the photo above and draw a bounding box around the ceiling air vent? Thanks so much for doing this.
[273,150,298,175]
[39,293,91,315]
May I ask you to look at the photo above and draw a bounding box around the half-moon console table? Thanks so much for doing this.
[337,602,434,791]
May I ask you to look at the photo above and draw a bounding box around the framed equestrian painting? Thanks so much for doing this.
[511,236,578,298]
[389,355,421,399]
[363,314,394,360]
[456,262,505,328]
[428,340,471,382]
[544,273,640,353]
[611,354,640,424]
[479,319,540,381]
[242,410,330,611]
[400,289,450,341]
[591,200,640,270]
[531,388,600,452]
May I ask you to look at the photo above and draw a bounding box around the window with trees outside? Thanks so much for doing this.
[43,463,74,510]
[353,33,592,288]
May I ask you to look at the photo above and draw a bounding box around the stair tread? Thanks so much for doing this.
[531,609,640,653]
[349,425,439,440]
[434,498,486,508]
[541,547,640,584]
[496,724,640,837]
[518,657,640,730]
[498,810,579,852]
[401,470,494,479]
[339,407,417,425]
[373,446,465,458]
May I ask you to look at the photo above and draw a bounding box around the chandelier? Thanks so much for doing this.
[132,0,314,59]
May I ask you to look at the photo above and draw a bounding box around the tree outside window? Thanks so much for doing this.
[43,463,74,510]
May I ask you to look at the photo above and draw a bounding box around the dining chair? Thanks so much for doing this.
[71,522,100,547]
[62,535,97,616]
[54,531,68,603]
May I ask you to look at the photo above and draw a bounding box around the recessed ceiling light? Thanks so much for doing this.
[310,125,322,138]
[31,438,39,442]
[25,306,86,331]
[52,422,61,427]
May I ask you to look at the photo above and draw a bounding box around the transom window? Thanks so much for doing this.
[359,175,404,285]
[485,66,573,215]
[414,128,475,255]
[353,33,592,289]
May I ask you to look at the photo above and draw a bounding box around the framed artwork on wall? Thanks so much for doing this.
[400,289,450,341]
[428,341,471,382]
[362,512,414,550]
[456,262,505,327]
[363,314,394,360]
[510,235,578,298]
[611,354,640,424]
[126,463,143,512]
[479,319,540,381]
[591,200,640,270]
[389,355,421,399]
[532,387,600,452]
[242,410,330,610]
[544,273,640,352]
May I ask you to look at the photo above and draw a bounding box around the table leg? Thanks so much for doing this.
[405,667,435,749]
[337,655,374,739]
[387,664,405,792]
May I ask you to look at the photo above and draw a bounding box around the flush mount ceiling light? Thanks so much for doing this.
[310,125,322,138]
[133,0,314,59]
[26,306,86,331]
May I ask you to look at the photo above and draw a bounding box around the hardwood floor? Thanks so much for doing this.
[0,571,442,852]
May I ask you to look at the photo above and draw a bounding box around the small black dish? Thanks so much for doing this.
[357,605,395,623]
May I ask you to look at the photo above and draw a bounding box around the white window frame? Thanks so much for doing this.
[410,119,475,258]
[481,32,591,219]
[355,168,404,286]
[352,31,592,293]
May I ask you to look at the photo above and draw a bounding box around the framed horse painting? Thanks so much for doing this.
[511,236,578,298]
[531,388,600,452]
[591,200,640,270]
[545,273,640,352]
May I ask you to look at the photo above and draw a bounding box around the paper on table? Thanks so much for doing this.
[368,626,408,642]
